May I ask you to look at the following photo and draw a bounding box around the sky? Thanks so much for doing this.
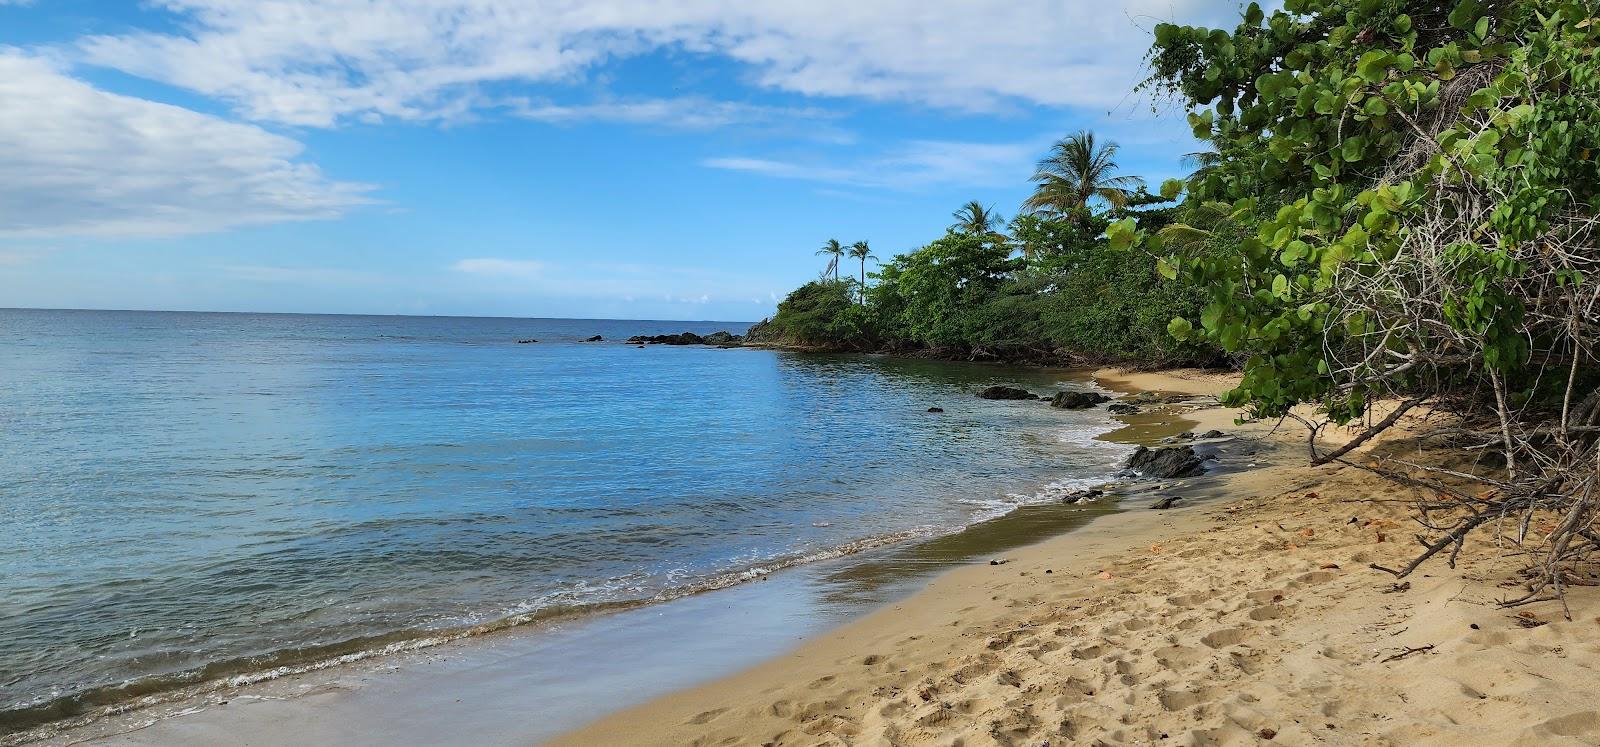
[0,0,1247,321]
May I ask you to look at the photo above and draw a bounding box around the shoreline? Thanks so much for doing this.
[553,368,1600,746]
[20,366,1191,746]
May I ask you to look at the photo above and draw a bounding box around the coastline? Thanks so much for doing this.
[37,365,1600,746]
[553,368,1600,746]
[22,364,1163,746]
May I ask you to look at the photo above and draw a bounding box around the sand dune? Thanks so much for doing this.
[554,369,1600,746]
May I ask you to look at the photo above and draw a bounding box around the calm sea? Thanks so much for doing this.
[0,309,1129,735]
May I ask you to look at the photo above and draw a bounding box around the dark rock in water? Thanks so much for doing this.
[1126,445,1206,478]
[1129,390,1192,405]
[516,339,537,344]
[702,331,743,345]
[582,335,604,342]
[1108,402,1140,415]
[977,385,1036,400]
[927,406,945,413]
[1060,488,1104,504]
[1051,391,1111,409]
[636,345,646,348]
[627,332,707,346]
[1199,429,1226,439]
[1151,496,1184,510]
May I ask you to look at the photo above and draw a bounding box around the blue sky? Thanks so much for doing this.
[0,0,1244,321]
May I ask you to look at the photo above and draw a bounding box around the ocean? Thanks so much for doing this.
[0,309,1132,736]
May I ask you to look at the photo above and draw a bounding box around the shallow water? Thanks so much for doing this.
[0,309,1130,734]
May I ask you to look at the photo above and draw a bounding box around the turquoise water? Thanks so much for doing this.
[0,309,1129,734]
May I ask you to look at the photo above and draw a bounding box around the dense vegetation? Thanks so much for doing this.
[759,0,1600,591]
[749,133,1220,366]
[1133,0,1599,594]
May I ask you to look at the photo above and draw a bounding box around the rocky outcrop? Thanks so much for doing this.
[927,406,945,413]
[1051,391,1111,409]
[516,339,537,344]
[582,335,604,342]
[1125,445,1206,478]
[977,385,1038,400]
[1108,402,1140,415]
[626,330,744,346]
[627,332,703,345]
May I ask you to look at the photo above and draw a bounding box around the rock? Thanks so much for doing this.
[702,331,743,345]
[1060,488,1104,504]
[1200,429,1226,439]
[626,332,707,345]
[1177,431,1195,440]
[582,335,604,342]
[1108,402,1140,415]
[1050,391,1111,409]
[1129,390,1190,405]
[1126,445,1206,478]
[927,407,945,413]
[989,558,1009,566]
[1151,496,1184,510]
[977,385,1036,400]
[516,339,537,344]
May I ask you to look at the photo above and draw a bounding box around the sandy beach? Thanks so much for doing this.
[554,369,1600,746]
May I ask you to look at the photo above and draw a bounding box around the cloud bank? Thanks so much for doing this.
[0,50,374,238]
[78,0,1233,127]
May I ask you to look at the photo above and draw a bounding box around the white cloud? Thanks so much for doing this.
[76,0,1241,127]
[0,49,375,239]
[450,257,546,278]
[508,96,833,130]
[706,138,1042,190]
[220,264,381,286]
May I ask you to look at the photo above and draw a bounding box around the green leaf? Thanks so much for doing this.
[1448,0,1484,30]
[1160,178,1185,200]
[1356,51,1392,83]
[1156,256,1179,280]
[1272,273,1290,299]
[1107,217,1138,251]
[1167,317,1194,341]
[1341,136,1367,162]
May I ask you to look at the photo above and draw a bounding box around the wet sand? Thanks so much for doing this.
[555,369,1600,746]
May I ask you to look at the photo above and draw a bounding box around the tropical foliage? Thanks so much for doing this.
[754,171,1215,364]
[949,201,1007,237]
[1125,0,1600,592]
[1021,131,1147,222]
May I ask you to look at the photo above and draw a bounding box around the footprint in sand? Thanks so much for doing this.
[1201,627,1250,649]
[1535,710,1600,739]
[1249,604,1286,621]
[687,707,728,725]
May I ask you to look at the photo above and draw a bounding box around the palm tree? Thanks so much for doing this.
[1022,131,1145,222]
[848,240,876,302]
[949,201,1005,237]
[816,238,844,281]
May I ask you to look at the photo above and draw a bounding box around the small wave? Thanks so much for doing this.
[0,523,947,745]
